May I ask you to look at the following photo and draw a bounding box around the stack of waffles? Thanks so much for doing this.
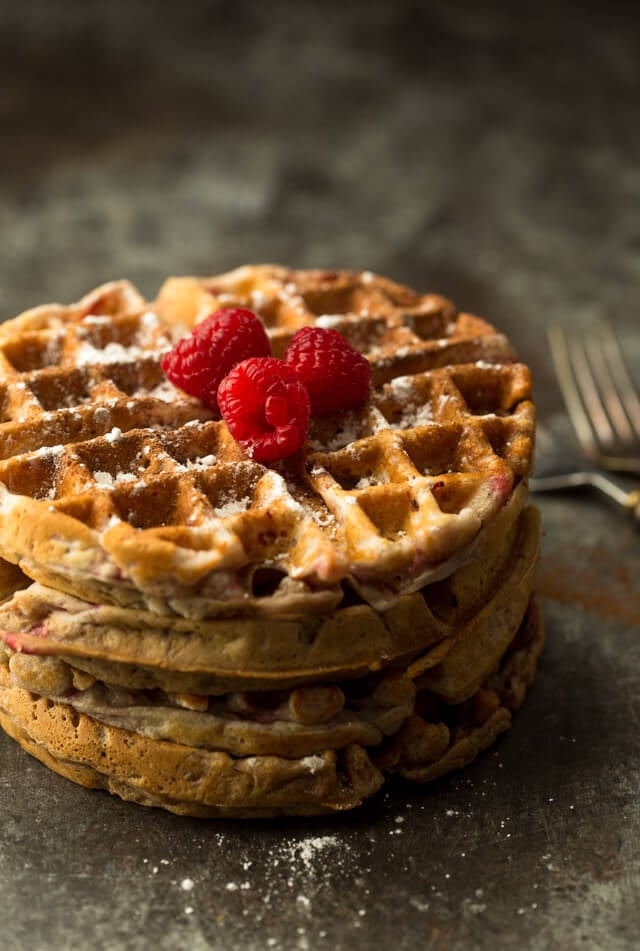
[0,267,542,817]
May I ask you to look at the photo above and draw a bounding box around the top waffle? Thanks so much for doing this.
[0,267,535,615]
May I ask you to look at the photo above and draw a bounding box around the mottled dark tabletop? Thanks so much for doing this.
[1,2,639,949]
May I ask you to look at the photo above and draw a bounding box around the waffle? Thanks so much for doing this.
[0,267,534,617]
[0,267,542,816]
[0,595,543,817]
[0,487,537,690]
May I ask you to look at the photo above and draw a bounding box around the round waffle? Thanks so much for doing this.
[0,267,535,616]
[0,267,542,816]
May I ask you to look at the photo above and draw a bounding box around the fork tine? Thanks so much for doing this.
[597,321,640,441]
[548,323,600,460]
[572,327,617,451]
[550,321,640,473]
[585,324,636,446]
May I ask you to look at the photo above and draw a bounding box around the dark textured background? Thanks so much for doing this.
[0,2,639,949]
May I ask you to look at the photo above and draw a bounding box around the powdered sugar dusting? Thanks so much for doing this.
[309,507,336,530]
[93,470,137,488]
[214,496,251,518]
[140,311,160,330]
[250,289,268,309]
[178,454,217,471]
[284,834,342,869]
[82,314,111,326]
[299,755,325,774]
[94,471,114,487]
[308,410,369,452]
[388,375,416,401]
[408,403,434,427]
[147,379,180,402]
[316,315,347,329]
[76,341,149,366]
[29,444,65,460]
[215,829,367,946]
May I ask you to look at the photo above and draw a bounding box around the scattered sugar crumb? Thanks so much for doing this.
[214,497,251,517]
[94,471,113,487]
[82,314,111,325]
[316,315,346,329]
[250,290,268,309]
[468,902,486,915]
[410,897,430,912]
[181,454,217,470]
[146,379,179,402]
[281,835,342,871]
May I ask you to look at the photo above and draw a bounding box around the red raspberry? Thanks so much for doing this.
[161,308,271,412]
[217,357,310,462]
[284,327,371,415]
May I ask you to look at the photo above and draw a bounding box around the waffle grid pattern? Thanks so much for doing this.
[0,268,535,605]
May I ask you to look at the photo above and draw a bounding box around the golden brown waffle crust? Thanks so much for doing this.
[0,598,544,818]
[0,509,543,816]
[0,502,539,692]
[0,268,535,613]
[0,268,543,818]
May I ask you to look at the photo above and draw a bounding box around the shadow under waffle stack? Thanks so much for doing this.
[0,267,542,816]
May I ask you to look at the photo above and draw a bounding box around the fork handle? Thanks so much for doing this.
[530,472,640,520]
[626,490,640,520]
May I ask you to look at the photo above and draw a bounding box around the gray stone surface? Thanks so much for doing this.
[0,1,639,948]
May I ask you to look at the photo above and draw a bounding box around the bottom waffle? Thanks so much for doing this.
[0,597,543,817]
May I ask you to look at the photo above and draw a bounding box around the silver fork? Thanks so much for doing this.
[548,321,640,472]
[530,321,640,517]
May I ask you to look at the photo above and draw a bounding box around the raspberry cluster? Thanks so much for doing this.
[161,308,270,412]
[162,307,371,462]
